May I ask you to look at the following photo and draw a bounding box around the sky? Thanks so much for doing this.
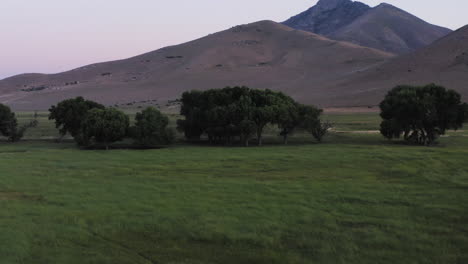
[1,0,466,79]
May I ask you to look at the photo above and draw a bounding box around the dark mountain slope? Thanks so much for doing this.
[283,0,452,54]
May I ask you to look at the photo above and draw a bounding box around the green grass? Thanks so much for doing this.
[1,112,467,263]
[323,112,382,131]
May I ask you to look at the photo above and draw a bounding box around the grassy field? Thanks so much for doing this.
[1,112,467,263]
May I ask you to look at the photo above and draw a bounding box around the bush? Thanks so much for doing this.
[301,106,331,142]
[132,107,174,147]
[81,108,129,149]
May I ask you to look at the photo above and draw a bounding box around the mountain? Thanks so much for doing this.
[283,0,452,54]
[283,0,371,36]
[321,25,468,106]
[0,21,393,110]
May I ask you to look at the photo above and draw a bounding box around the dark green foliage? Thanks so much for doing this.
[0,104,17,139]
[178,87,324,146]
[0,104,38,142]
[301,106,331,142]
[380,84,467,145]
[132,107,174,146]
[48,97,105,138]
[81,108,129,149]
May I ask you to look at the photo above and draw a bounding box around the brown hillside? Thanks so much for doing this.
[0,21,393,110]
[323,25,468,107]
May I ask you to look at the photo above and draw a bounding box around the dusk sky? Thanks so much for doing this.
[1,0,466,79]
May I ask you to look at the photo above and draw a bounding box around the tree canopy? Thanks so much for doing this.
[0,104,37,142]
[0,104,19,141]
[81,108,129,149]
[178,86,328,145]
[380,84,468,145]
[132,107,174,146]
[49,97,105,138]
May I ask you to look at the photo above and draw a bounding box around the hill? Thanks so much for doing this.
[323,25,468,106]
[0,21,393,110]
[283,0,452,54]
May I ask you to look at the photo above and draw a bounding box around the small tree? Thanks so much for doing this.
[0,104,38,142]
[0,104,18,141]
[132,107,174,147]
[81,108,129,149]
[301,105,331,142]
[380,84,467,145]
[49,97,104,138]
[308,119,332,142]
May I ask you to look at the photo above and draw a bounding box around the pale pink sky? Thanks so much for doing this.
[1,0,466,79]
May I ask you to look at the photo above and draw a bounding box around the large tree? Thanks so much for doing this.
[132,107,173,146]
[380,84,468,145]
[49,97,104,138]
[81,108,129,149]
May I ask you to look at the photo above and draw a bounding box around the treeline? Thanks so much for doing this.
[177,86,331,146]
[48,97,173,149]
[2,85,467,147]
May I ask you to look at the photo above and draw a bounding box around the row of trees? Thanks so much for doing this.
[380,84,468,145]
[177,87,331,146]
[3,85,466,147]
[49,97,173,149]
[0,104,38,141]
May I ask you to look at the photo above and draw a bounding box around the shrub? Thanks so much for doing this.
[81,108,129,149]
[132,107,174,147]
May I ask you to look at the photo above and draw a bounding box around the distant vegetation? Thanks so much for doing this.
[3,85,467,148]
[48,97,174,149]
[21,85,47,92]
[380,84,468,145]
[177,87,330,146]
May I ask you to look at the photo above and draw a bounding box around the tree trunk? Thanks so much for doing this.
[283,134,288,145]
[257,127,263,146]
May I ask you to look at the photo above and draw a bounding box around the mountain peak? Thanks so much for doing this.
[316,0,350,10]
[283,1,452,54]
[283,0,370,35]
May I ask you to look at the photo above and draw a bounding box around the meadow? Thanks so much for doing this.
[1,111,467,263]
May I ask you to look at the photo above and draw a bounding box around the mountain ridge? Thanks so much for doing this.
[283,0,452,54]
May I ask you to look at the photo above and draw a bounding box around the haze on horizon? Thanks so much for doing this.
[1,0,466,80]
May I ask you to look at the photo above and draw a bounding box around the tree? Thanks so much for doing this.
[380,84,467,145]
[49,97,104,138]
[81,108,129,149]
[0,104,37,142]
[0,104,18,141]
[239,119,256,146]
[276,102,302,145]
[132,107,174,146]
[301,105,331,142]
[250,90,278,146]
